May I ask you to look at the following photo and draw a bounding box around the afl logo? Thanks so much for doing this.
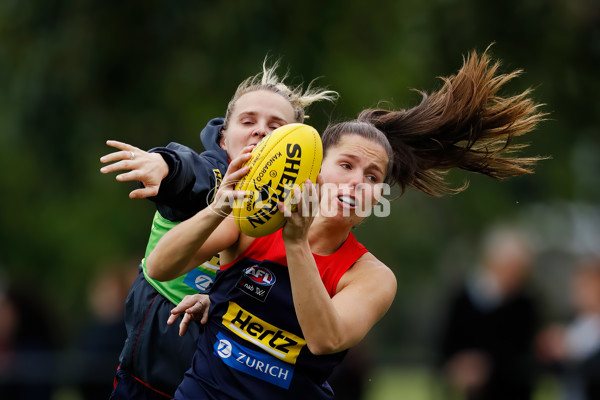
[243,266,276,286]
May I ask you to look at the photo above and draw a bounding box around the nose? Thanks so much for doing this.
[348,170,363,189]
[252,125,268,138]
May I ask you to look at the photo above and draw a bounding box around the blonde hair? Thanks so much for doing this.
[223,59,338,129]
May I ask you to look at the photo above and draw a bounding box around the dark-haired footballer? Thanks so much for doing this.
[148,49,546,400]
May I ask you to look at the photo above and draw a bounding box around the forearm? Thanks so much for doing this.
[285,240,348,355]
[149,145,222,221]
[146,204,226,281]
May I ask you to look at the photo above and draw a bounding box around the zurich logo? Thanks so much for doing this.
[243,266,276,286]
[217,339,232,358]
[195,275,213,291]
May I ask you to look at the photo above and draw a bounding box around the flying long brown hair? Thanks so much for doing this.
[345,49,547,196]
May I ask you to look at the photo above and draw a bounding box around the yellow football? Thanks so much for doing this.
[233,123,322,237]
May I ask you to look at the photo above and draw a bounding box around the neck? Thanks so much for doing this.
[307,216,352,256]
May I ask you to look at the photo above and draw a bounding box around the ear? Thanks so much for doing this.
[219,129,227,151]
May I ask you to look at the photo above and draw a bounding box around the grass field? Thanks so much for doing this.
[363,367,560,400]
[52,366,561,400]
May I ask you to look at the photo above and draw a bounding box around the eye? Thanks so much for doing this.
[340,163,351,170]
[366,175,377,183]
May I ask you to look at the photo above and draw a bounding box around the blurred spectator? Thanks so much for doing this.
[73,266,136,400]
[436,226,540,400]
[536,257,600,400]
[0,279,60,400]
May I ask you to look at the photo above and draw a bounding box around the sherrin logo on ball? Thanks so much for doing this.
[233,123,322,237]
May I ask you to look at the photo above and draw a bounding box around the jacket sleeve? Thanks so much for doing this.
[147,142,227,222]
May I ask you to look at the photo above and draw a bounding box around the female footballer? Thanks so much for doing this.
[147,50,546,399]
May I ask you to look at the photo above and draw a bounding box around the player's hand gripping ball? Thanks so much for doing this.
[233,123,322,237]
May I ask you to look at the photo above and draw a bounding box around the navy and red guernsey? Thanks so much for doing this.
[175,229,368,400]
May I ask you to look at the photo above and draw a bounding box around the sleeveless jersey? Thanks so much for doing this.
[175,229,368,400]
[142,211,220,304]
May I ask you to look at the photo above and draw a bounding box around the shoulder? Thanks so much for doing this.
[336,252,397,295]
[354,252,395,277]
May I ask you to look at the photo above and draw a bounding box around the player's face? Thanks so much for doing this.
[221,90,296,158]
[320,134,388,224]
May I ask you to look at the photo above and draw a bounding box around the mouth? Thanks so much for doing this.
[337,195,356,208]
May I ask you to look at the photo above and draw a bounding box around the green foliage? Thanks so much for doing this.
[0,0,597,353]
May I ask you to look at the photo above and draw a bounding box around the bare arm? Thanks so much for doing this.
[146,206,238,281]
[146,146,253,281]
[280,182,397,355]
[286,243,396,355]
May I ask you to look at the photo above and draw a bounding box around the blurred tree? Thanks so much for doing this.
[0,0,597,368]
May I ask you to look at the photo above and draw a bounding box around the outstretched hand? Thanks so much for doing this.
[167,294,211,336]
[100,140,169,199]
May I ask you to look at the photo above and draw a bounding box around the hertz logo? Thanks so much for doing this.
[222,302,305,364]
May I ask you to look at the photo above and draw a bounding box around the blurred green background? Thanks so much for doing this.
[1,0,599,399]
